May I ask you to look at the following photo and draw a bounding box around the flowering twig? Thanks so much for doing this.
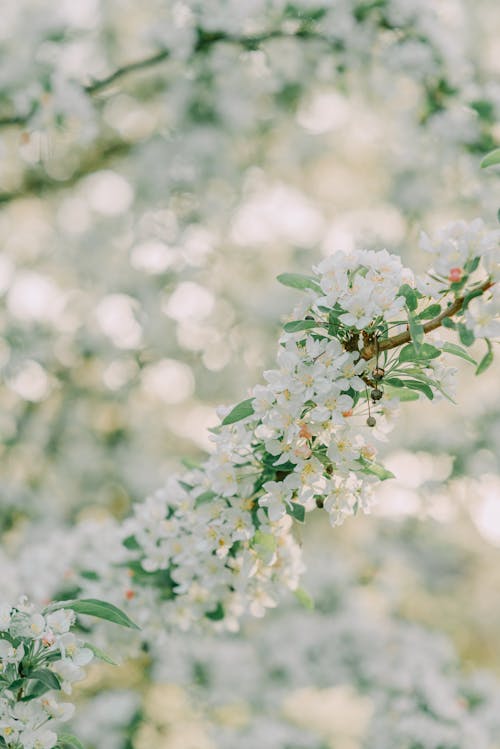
[360,279,494,359]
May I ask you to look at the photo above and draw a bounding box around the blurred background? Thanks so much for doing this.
[1,0,500,746]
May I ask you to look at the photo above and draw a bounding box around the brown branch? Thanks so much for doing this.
[0,28,330,129]
[360,279,494,360]
[0,140,133,205]
[85,49,171,94]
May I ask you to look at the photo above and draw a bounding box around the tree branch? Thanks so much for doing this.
[0,140,133,205]
[360,279,494,360]
[85,49,171,94]
[0,28,331,129]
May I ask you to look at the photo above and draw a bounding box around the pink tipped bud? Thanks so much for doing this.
[449,267,463,283]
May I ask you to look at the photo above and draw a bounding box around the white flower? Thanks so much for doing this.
[259,481,295,522]
[0,641,25,664]
[18,727,57,749]
[465,288,500,339]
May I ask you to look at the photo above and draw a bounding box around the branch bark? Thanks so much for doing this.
[360,279,494,360]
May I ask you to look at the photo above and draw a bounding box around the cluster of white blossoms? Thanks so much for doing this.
[419,218,500,339]
[107,217,499,631]
[0,600,92,749]
[0,595,139,749]
[1,219,498,639]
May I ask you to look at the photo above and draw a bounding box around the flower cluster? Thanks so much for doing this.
[106,218,499,631]
[1,220,497,638]
[0,600,91,749]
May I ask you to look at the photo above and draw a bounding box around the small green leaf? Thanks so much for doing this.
[276,273,321,292]
[83,643,117,666]
[480,148,500,168]
[283,320,319,333]
[56,734,86,749]
[462,287,485,311]
[384,377,405,387]
[441,342,477,366]
[442,317,456,330]
[27,669,61,691]
[205,602,225,621]
[80,570,99,581]
[194,490,217,507]
[399,343,441,362]
[458,323,475,347]
[407,308,424,351]
[20,681,51,701]
[221,398,255,426]
[286,502,306,523]
[398,284,419,311]
[122,535,140,551]
[399,379,434,400]
[294,587,315,610]
[417,304,441,319]
[476,339,494,375]
[359,459,395,481]
[383,385,419,401]
[46,599,140,630]
[464,256,481,274]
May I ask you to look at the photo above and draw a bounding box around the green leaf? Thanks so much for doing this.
[442,317,456,330]
[399,379,434,400]
[20,680,51,701]
[27,669,61,691]
[83,643,117,666]
[294,587,315,610]
[46,599,140,630]
[398,284,419,311]
[122,535,141,551]
[283,320,319,333]
[407,309,424,351]
[276,273,321,292]
[194,490,217,507]
[56,734,86,749]
[286,502,306,523]
[221,398,255,426]
[441,342,477,366]
[359,459,395,481]
[417,304,441,319]
[399,343,441,362]
[402,371,456,404]
[205,602,225,621]
[464,256,480,274]
[384,377,405,387]
[462,287,485,311]
[480,148,500,168]
[383,384,420,401]
[458,323,475,347]
[476,339,494,375]
[80,570,99,581]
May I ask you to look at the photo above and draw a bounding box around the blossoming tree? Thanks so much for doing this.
[1,0,500,747]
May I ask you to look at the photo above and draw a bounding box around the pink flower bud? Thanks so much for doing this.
[448,267,463,283]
